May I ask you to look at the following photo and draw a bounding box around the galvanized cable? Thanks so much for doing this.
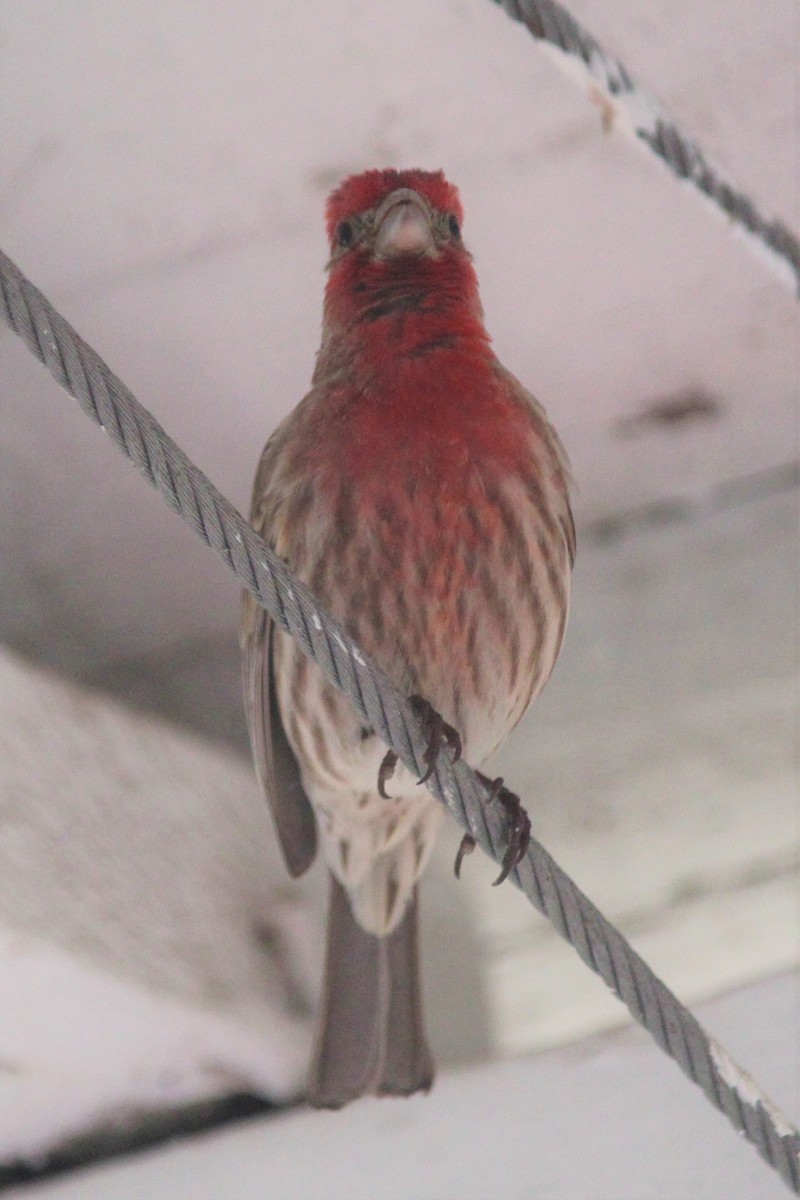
[1,246,797,1194]
[493,0,800,293]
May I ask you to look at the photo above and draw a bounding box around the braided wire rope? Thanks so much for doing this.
[2,247,798,1192]
[493,0,800,293]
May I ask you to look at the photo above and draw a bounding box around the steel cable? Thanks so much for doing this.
[493,0,800,293]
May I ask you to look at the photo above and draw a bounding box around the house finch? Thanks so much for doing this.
[241,168,574,1108]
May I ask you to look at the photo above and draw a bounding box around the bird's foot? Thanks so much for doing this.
[454,833,476,879]
[376,695,461,800]
[410,694,462,785]
[454,773,531,886]
[377,749,398,800]
[482,774,531,885]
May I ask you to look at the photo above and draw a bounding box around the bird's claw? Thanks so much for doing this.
[486,777,531,885]
[376,697,461,799]
[410,694,462,786]
[378,749,398,799]
[453,774,531,885]
[454,833,476,879]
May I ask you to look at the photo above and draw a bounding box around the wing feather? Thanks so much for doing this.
[241,423,318,878]
[242,596,318,877]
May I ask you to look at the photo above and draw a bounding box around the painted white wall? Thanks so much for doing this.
[0,0,796,1183]
[1,485,795,1161]
[0,0,796,678]
[7,974,796,1200]
[0,647,314,1159]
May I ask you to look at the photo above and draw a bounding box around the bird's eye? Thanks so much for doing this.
[448,215,461,240]
[337,220,354,248]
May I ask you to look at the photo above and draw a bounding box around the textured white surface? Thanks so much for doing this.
[565,0,798,220]
[457,487,799,1052]
[0,0,796,1174]
[0,646,317,1012]
[0,646,315,1156]
[8,972,797,1200]
[0,645,490,1159]
[0,0,796,676]
[1,480,795,1154]
[0,928,306,1160]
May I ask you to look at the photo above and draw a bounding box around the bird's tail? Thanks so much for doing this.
[307,872,434,1108]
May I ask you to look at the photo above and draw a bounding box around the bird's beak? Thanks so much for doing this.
[373,188,436,259]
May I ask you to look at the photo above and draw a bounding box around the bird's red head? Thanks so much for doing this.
[318,169,486,367]
[325,169,464,251]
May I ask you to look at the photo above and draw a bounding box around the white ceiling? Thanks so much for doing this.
[0,6,797,1171]
[0,0,797,718]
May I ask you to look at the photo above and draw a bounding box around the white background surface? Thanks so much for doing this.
[0,0,797,1191]
[0,0,796,682]
[7,973,797,1200]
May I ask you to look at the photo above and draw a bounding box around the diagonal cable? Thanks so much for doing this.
[492,0,800,294]
[1,246,798,1194]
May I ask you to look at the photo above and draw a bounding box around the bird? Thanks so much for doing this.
[241,167,574,1108]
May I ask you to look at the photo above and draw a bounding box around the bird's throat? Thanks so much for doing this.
[318,252,490,380]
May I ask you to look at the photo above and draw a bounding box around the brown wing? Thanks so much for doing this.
[559,498,577,569]
[240,432,317,878]
[495,362,576,567]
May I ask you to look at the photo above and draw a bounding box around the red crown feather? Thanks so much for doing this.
[325,169,463,242]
